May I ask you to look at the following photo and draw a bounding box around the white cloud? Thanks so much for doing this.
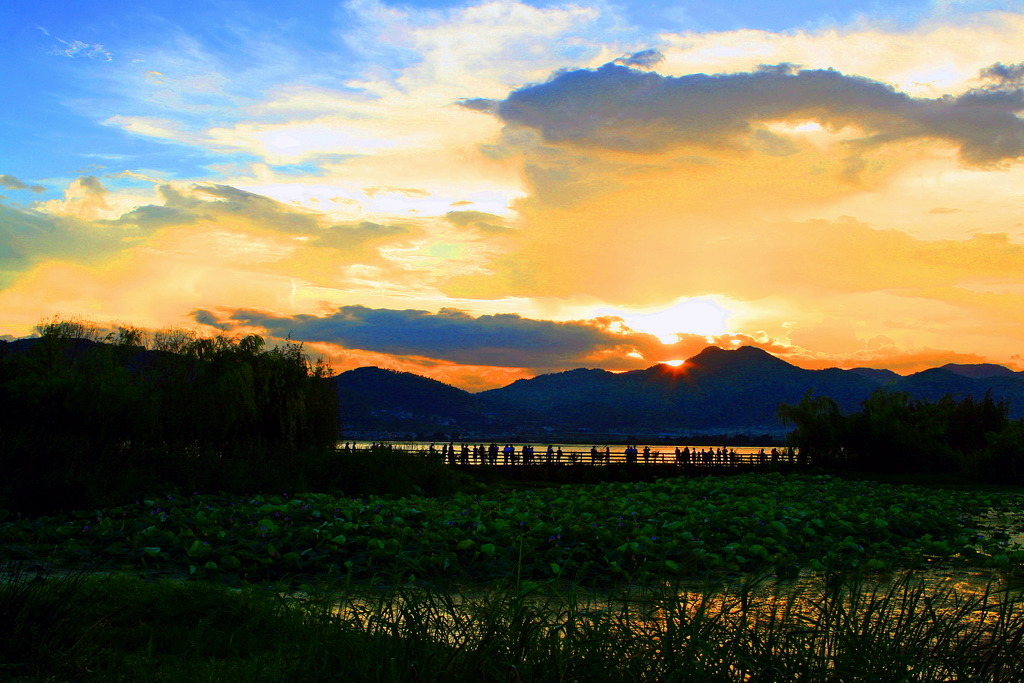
[104,115,202,146]
[657,12,1024,97]
[37,26,112,61]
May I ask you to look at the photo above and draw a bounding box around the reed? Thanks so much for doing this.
[5,566,1024,682]
[0,561,99,678]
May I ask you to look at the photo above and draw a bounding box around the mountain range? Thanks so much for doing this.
[334,346,1024,439]
[7,336,1017,441]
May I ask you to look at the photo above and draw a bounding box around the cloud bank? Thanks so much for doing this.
[0,175,45,193]
[195,304,796,376]
[204,305,657,369]
[492,62,1024,164]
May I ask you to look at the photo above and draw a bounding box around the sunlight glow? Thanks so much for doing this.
[662,359,686,367]
[621,298,730,343]
[792,121,823,132]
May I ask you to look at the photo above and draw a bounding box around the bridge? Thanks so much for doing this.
[338,442,803,468]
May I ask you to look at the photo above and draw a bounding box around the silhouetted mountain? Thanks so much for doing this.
[940,363,1016,379]
[0,336,189,375]
[892,368,981,403]
[13,335,1024,439]
[473,348,1024,438]
[336,346,1024,437]
[890,367,1024,412]
[848,367,901,384]
[332,366,533,437]
[479,367,658,431]
[480,346,881,434]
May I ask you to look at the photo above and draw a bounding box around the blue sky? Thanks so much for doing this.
[4,0,1024,388]
[3,0,983,192]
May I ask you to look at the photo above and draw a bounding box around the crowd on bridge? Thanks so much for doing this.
[338,441,800,466]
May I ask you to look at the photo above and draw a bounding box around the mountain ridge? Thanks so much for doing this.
[9,337,1014,439]
[335,345,1024,438]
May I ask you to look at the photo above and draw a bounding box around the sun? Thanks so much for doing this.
[662,359,686,367]
[619,298,730,343]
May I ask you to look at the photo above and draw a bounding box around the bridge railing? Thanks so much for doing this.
[336,444,803,467]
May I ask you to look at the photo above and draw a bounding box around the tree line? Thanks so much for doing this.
[778,389,1023,484]
[0,318,340,512]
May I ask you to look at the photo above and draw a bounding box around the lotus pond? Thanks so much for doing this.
[3,473,1023,585]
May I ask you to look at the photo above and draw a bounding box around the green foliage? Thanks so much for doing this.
[331,447,476,498]
[780,389,1012,478]
[3,473,1019,584]
[845,391,951,472]
[777,394,845,466]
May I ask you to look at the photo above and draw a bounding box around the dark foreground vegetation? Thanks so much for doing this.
[6,470,1024,680]
[4,561,1024,682]
[5,318,1024,680]
[0,319,471,514]
[779,390,1024,483]
[5,473,1021,584]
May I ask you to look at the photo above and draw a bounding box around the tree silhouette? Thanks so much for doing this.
[0,318,339,512]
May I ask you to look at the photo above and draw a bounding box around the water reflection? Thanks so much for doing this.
[292,568,1024,681]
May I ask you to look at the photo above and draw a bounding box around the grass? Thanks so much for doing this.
[5,562,1024,682]
[0,562,98,679]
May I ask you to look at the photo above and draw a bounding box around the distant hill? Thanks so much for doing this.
[23,335,1019,440]
[940,363,1016,379]
[335,346,1024,438]
[479,346,881,434]
[848,367,901,384]
[332,366,535,438]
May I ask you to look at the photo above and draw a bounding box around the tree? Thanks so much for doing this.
[777,393,846,466]
[0,318,340,511]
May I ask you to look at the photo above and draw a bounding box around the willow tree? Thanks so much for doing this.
[777,393,847,466]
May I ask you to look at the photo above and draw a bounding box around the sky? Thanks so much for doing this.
[4,0,1024,390]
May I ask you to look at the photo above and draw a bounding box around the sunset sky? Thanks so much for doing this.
[4,0,1024,390]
